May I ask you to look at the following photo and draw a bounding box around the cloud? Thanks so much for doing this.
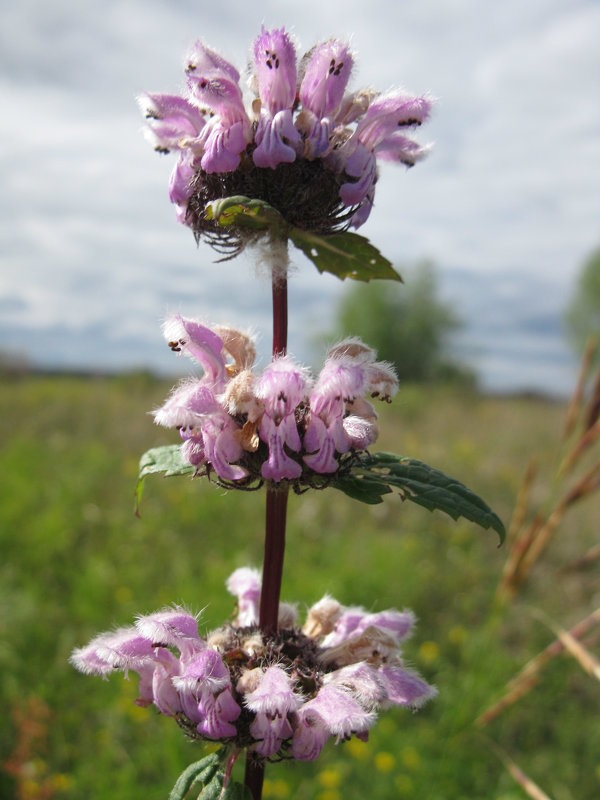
[1,0,598,394]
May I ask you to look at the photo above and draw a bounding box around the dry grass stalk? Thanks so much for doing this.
[497,515,543,599]
[560,542,600,573]
[512,460,600,589]
[558,418,600,477]
[562,336,597,440]
[535,611,600,681]
[506,457,537,547]
[584,357,600,432]
[488,741,554,800]
[476,609,600,726]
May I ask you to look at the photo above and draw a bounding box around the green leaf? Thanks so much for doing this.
[289,229,402,282]
[334,452,505,543]
[135,445,194,515]
[168,754,221,800]
[222,782,253,799]
[205,196,288,235]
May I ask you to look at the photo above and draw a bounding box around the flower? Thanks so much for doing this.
[153,315,398,487]
[71,568,436,762]
[139,26,432,250]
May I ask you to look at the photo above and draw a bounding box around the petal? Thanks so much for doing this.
[325,662,386,709]
[187,73,245,121]
[185,40,240,83]
[298,684,375,740]
[259,415,302,481]
[299,40,353,120]
[303,423,339,474]
[253,109,301,169]
[208,422,247,482]
[343,414,378,450]
[290,717,330,761]
[174,649,230,695]
[153,381,218,429]
[250,712,293,757]
[168,151,196,206]
[200,118,248,174]
[162,316,227,389]
[255,355,310,421]
[375,132,432,166]
[135,607,203,659]
[198,687,241,739]
[379,665,437,708]
[356,91,433,151]
[339,144,377,207]
[253,26,297,113]
[226,567,262,626]
[153,659,183,716]
[244,665,302,715]
[138,92,206,152]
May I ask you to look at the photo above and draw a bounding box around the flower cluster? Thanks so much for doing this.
[155,314,398,487]
[71,568,435,762]
[139,26,432,244]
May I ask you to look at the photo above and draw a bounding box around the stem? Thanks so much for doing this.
[244,244,289,800]
[259,487,289,633]
[243,757,265,800]
[271,269,288,357]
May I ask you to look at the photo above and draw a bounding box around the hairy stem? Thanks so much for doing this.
[244,243,290,800]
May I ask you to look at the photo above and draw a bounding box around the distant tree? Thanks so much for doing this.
[331,260,475,384]
[565,246,600,353]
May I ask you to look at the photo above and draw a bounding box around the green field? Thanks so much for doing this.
[1,373,598,799]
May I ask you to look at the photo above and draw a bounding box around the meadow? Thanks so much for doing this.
[1,372,598,800]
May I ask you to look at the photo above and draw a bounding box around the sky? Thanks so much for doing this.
[1,0,599,394]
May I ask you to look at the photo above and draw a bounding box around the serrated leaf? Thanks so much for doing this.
[135,445,194,515]
[334,452,505,543]
[205,196,287,235]
[222,781,253,799]
[289,229,402,282]
[334,473,393,504]
[168,754,221,800]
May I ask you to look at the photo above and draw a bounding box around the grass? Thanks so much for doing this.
[0,373,598,799]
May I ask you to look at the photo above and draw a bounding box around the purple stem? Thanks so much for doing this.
[244,257,289,800]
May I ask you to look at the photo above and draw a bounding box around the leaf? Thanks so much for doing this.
[135,445,194,515]
[289,228,402,282]
[168,754,221,800]
[205,196,288,235]
[222,781,253,799]
[334,452,505,543]
[333,473,393,505]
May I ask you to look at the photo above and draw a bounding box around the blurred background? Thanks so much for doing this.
[1,0,599,393]
[2,2,600,799]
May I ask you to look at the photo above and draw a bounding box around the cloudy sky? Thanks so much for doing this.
[1,0,598,393]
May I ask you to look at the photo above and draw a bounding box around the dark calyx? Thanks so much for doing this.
[186,148,354,256]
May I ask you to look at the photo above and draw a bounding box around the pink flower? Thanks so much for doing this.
[141,27,431,233]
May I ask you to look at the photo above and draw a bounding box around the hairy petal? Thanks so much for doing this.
[300,40,353,120]
[162,316,226,389]
[253,26,297,113]
[379,665,437,708]
[185,40,240,83]
[244,665,303,716]
[138,93,206,152]
[135,608,203,660]
[356,91,433,151]
[227,567,262,626]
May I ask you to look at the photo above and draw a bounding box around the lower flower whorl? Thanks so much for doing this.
[70,568,436,762]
